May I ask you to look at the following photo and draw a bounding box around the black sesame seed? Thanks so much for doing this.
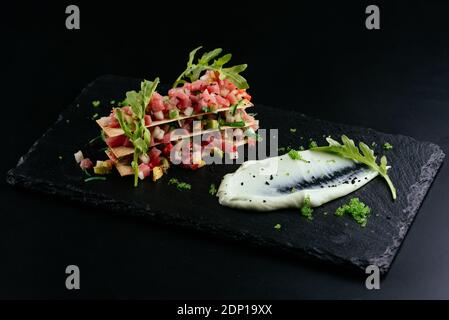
[252,175,256,178]
[270,175,273,180]
[241,182,244,186]
[263,200,266,203]
[265,181,270,185]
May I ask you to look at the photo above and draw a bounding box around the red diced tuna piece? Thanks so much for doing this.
[80,158,93,169]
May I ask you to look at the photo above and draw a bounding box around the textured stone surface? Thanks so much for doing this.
[6,75,445,274]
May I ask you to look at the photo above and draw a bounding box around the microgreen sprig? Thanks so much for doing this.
[173,46,249,89]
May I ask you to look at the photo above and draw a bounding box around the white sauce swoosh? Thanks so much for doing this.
[217,150,378,211]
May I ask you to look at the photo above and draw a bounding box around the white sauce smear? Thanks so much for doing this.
[217,150,378,211]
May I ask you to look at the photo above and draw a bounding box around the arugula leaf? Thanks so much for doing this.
[173,47,249,89]
[114,78,159,187]
[311,135,397,200]
[213,54,232,67]
[141,79,158,111]
[199,48,222,65]
[114,108,133,138]
[188,46,202,66]
[125,91,142,119]
[220,65,248,89]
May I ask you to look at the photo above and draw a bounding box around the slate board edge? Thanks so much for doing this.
[366,145,444,273]
[5,74,447,274]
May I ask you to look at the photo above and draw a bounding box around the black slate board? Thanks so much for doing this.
[7,75,445,274]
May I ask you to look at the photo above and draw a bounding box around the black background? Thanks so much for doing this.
[1,0,449,299]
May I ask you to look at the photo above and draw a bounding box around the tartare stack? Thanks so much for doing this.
[96,69,258,183]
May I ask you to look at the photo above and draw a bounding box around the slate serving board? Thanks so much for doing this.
[6,75,445,274]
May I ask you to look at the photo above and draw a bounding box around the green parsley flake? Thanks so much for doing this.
[91,113,99,120]
[274,224,282,230]
[335,198,371,227]
[308,140,318,149]
[209,183,217,196]
[110,100,116,105]
[290,128,297,133]
[301,196,314,219]
[92,100,101,108]
[288,149,309,162]
[168,178,191,191]
[383,142,393,151]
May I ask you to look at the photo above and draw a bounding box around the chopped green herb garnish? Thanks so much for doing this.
[301,196,314,219]
[290,128,297,133]
[82,169,91,177]
[209,183,217,195]
[92,100,101,108]
[222,120,246,128]
[311,135,396,200]
[91,113,99,120]
[383,142,393,151]
[84,176,107,182]
[298,146,305,151]
[371,142,377,148]
[308,140,318,148]
[274,224,282,230]
[88,135,103,145]
[230,99,244,116]
[168,178,191,191]
[290,187,297,193]
[326,159,336,163]
[335,198,371,227]
[173,46,249,89]
[288,149,310,163]
[110,100,116,105]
